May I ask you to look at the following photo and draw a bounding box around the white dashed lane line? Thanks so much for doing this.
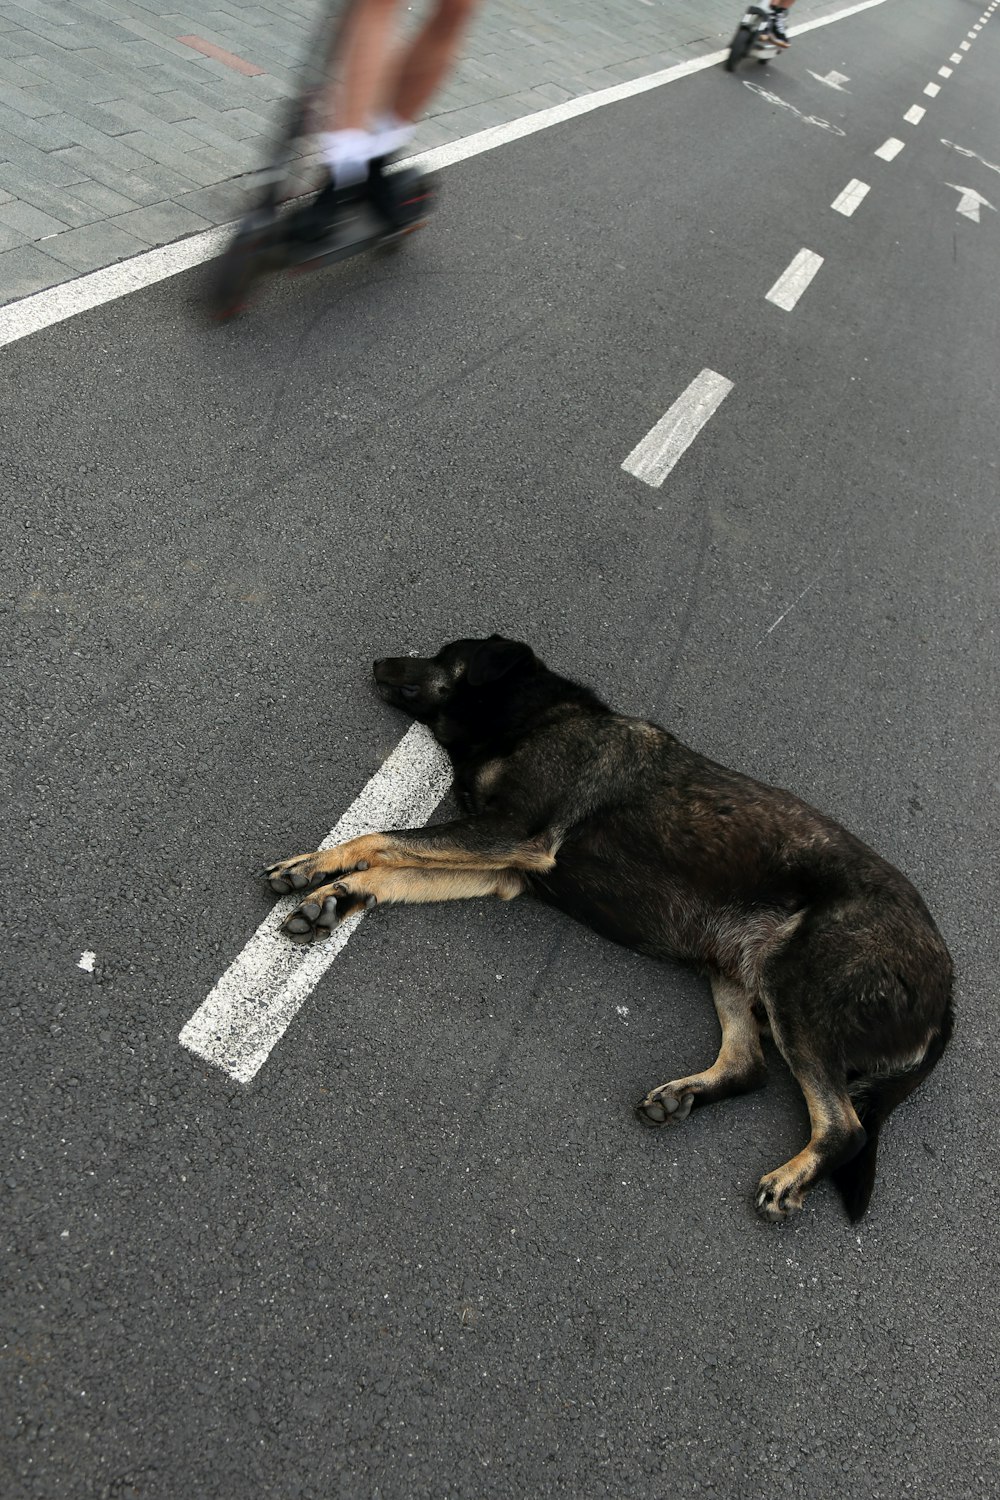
[924,82,941,97]
[831,179,870,217]
[875,137,905,161]
[904,106,925,125]
[621,370,734,489]
[765,249,824,312]
[938,66,953,79]
[179,723,452,1083]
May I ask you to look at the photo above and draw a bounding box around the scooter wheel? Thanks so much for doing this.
[725,25,754,72]
[207,216,280,322]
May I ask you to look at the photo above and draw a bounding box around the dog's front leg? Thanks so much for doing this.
[264,817,558,945]
[265,817,557,893]
[280,864,528,944]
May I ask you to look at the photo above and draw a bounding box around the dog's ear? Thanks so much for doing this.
[465,635,534,687]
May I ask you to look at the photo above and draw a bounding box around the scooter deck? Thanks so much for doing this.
[208,192,432,320]
[284,204,427,272]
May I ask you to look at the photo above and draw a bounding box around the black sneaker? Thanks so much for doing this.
[366,156,435,231]
[285,175,367,244]
[766,8,791,44]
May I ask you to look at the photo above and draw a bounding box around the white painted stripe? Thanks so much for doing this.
[938,66,953,78]
[960,40,971,50]
[765,248,824,311]
[831,178,870,216]
[924,82,941,97]
[179,723,452,1082]
[874,137,905,160]
[949,53,963,62]
[0,0,898,349]
[904,105,926,124]
[621,370,734,488]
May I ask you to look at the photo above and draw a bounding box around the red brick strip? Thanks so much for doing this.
[176,35,265,77]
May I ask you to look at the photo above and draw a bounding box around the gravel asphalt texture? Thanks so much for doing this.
[2,1,998,1496]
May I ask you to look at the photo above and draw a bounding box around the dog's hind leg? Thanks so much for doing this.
[280,865,526,944]
[753,999,867,1220]
[636,975,768,1126]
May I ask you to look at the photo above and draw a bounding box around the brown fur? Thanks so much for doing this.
[265,636,954,1223]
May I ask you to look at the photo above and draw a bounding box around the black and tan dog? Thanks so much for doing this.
[265,635,953,1223]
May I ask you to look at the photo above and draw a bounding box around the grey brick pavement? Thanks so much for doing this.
[0,0,857,305]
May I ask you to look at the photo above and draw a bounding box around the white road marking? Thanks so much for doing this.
[949,53,963,63]
[621,370,734,488]
[78,951,96,972]
[924,82,941,97]
[938,66,953,78]
[831,179,870,216]
[960,40,971,50]
[179,723,452,1083]
[874,137,905,161]
[765,249,824,311]
[807,68,851,91]
[904,105,926,125]
[0,0,898,349]
[942,139,1000,177]
[946,184,996,223]
[742,81,845,135]
[833,177,869,214]
[759,575,825,642]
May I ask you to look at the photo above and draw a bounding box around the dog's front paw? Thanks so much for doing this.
[754,1168,805,1222]
[264,852,328,895]
[635,1081,696,1127]
[281,880,376,944]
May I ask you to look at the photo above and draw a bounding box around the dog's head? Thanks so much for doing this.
[373,635,537,725]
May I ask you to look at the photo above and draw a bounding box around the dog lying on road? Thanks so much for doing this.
[265,635,954,1223]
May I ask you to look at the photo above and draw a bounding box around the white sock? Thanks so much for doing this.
[318,128,372,187]
[370,112,414,159]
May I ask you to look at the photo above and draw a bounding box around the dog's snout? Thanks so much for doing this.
[373,657,407,685]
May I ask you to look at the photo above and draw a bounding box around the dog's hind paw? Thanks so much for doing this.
[635,1082,696,1127]
[754,1170,805,1222]
[281,882,376,944]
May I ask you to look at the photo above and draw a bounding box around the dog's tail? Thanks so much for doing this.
[832,1004,954,1222]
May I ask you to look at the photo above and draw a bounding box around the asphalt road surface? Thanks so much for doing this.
[3,1,998,1496]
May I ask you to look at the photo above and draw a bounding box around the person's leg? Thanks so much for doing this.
[293,0,479,238]
[317,0,403,185]
[318,0,478,172]
[384,0,479,127]
[766,0,796,47]
[364,0,479,227]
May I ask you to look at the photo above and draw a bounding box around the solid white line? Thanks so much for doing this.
[179,722,452,1083]
[904,105,926,125]
[874,137,905,161]
[621,370,734,488]
[765,248,824,311]
[924,82,941,97]
[0,0,897,349]
[938,66,953,78]
[831,179,870,216]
